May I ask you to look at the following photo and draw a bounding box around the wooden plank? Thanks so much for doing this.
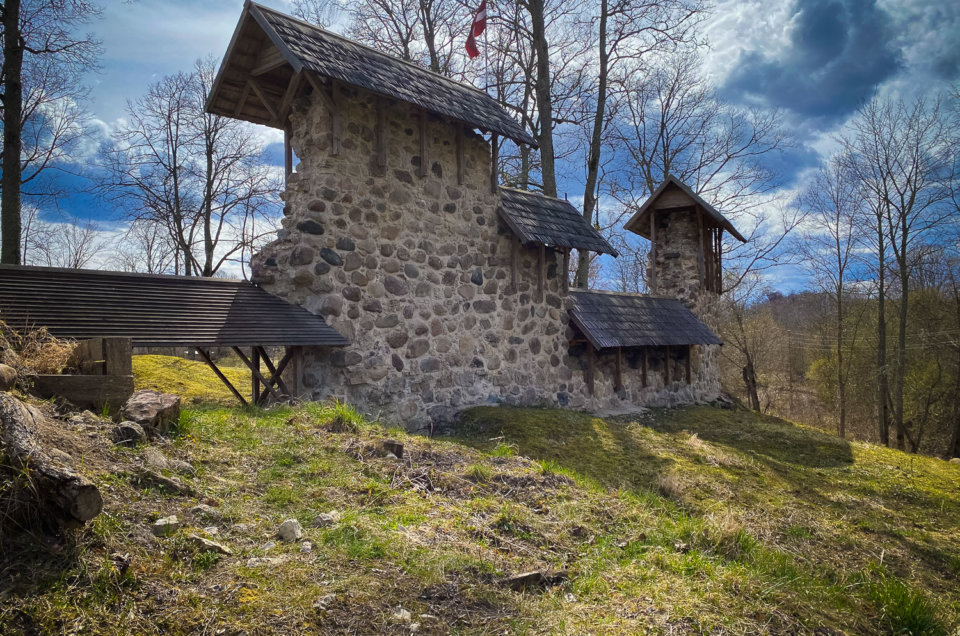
[614,347,623,392]
[685,345,692,384]
[69,338,103,375]
[247,79,278,122]
[374,98,386,174]
[586,342,595,396]
[331,81,343,156]
[251,347,261,404]
[31,374,133,412]
[233,82,251,117]
[649,211,657,293]
[252,46,287,76]
[490,133,499,194]
[275,70,302,127]
[418,109,428,178]
[456,125,464,185]
[642,347,648,388]
[102,338,132,376]
[197,348,247,406]
[664,345,671,384]
[537,244,546,301]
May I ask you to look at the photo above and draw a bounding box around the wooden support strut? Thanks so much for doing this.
[246,79,277,122]
[251,347,261,404]
[305,73,340,155]
[232,347,282,403]
[197,348,247,406]
[490,133,499,194]
[562,249,570,294]
[276,70,302,128]
[649,211,657,293]
[283,126,293,180]
[255,346,292,397]
[697,207,705,290]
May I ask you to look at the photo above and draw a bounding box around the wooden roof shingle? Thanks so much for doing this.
[0,265,349,348]
[568,290,722,350]
[498,188,618,256]
[624,176,746,243]
[207,1,535,147]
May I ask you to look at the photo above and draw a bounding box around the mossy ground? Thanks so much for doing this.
[1,399,958,634]
[132,355,249,404]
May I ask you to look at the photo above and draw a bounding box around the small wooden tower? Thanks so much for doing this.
[624,176,745,303]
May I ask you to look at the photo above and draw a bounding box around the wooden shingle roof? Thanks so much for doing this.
[498,188,618,256]
[624,176,746,243]
[207,1,535,147]
[568,290,722,350]
[0,265,349,348]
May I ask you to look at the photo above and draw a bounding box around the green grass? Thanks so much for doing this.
[2,401,958,634]
[132,354,249,404]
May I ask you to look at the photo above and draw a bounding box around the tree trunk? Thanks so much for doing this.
[0,393,103,527]
[574,0,608,289]
[203,134,215,277]
[1,0,24,265]
[893,268,908,451]
[527,0,556,197]
[876,225,889,446]
[742,358,760,412]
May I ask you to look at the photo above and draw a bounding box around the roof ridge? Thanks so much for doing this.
[568,289,678,300]
[499,186,571,204]
[250,2,490,98]
[0,264,246,285]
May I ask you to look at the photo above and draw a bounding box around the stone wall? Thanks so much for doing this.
[251,84,719,430]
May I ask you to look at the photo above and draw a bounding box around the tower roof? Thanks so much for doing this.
[624,176,746,243]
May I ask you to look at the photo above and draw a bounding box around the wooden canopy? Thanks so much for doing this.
[623,176,746,243]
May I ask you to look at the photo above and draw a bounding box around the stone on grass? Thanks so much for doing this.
[143,447,169,470]
[121,390,181,436]
[191,503,222,521]
[501,569,569,591]
[0,363,17,391]
[152,515,180,537]
[278,519,303,542]
[188,534,232,555]
[381,439,404,459]
[950,458,960,465]
[300,541,313,554]
[311,511,341,528]
[169,459,196,475]
[135,468,194,495]
[392,607,412,623]
[111,421,146,446]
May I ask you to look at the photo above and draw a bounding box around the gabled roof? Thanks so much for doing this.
[498,188,618,256]
[206,1,536,147]
[568,290,722,350]
[0,265,349,348]
[623,176,746,243]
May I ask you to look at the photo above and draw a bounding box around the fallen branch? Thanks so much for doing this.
[0,393,103,528]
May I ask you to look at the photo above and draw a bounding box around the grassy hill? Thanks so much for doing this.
[1,397,958,634]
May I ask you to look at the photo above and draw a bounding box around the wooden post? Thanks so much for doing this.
[537,244,546,302]
[490,133,499,194]
[614,347,623,392]
[233,347,283,403]
[294,346,304,398]
[256,346,291,397]
[418,109,428,178]
[642,347,648,388]
[685,345,692,384]
[562,249,570,294]
[102,338,133,376]
[649,211,657,293]
[456,124,464,185]
[664,345,671,385]
[696,208,705,290]
[374,98,386,175]
[283,126,293,181]
[251,347,261,404]
[586,342,595,396]
[716,229,723,292]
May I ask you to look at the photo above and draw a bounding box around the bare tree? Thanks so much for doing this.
[22,212,108,269]
[99,59,282,277]
[797,157,864,438]
[841,95,957,450]
[112,220,177,274]
[1,0,100,264]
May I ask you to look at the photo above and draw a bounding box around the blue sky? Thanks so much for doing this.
[30,0,960,287]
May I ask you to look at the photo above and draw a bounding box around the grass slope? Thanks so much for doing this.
[132,355,249,404]
[1,403,958,634]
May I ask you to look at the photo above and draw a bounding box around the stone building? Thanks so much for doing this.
[206,3,743,430]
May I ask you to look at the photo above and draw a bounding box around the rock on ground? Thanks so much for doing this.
[188,534,232,555]
[111,421,146,446]
[152,515,180,537]
[0,363,16,391]
[121,390,181,437]
[311,511,341,528]
[278,518,303,541]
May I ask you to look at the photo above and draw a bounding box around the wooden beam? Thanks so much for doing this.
[251,47,288,76]
[614,347,623,392]
[197,348,247,406]
[374,98,386,174]
[664,345,671,385]
[418,109,428,178]
[456,125,464,185]
[642,347,648,388]
[685,345,692,385]
[716,229,723,292]
[304,74,340,155]
[649,211,657,294]
[283,126,293,179]
[246,79,277,122]
[697,207,705,290]
[562,249,570,294]
[251,347,261,404]
[490,133,499,194]
[537,244,546,301]
[256,346,292,397]
[586,342,595,396]
[275,70,302,127]
[232,346,282,402]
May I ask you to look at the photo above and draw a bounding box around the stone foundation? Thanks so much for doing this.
[251,83,720,431]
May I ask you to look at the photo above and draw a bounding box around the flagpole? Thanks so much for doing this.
[484,5,489,95]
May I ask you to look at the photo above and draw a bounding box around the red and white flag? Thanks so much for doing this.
[465,1,487,59]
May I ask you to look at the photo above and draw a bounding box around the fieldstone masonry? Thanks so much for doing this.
[251,84,720,431]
